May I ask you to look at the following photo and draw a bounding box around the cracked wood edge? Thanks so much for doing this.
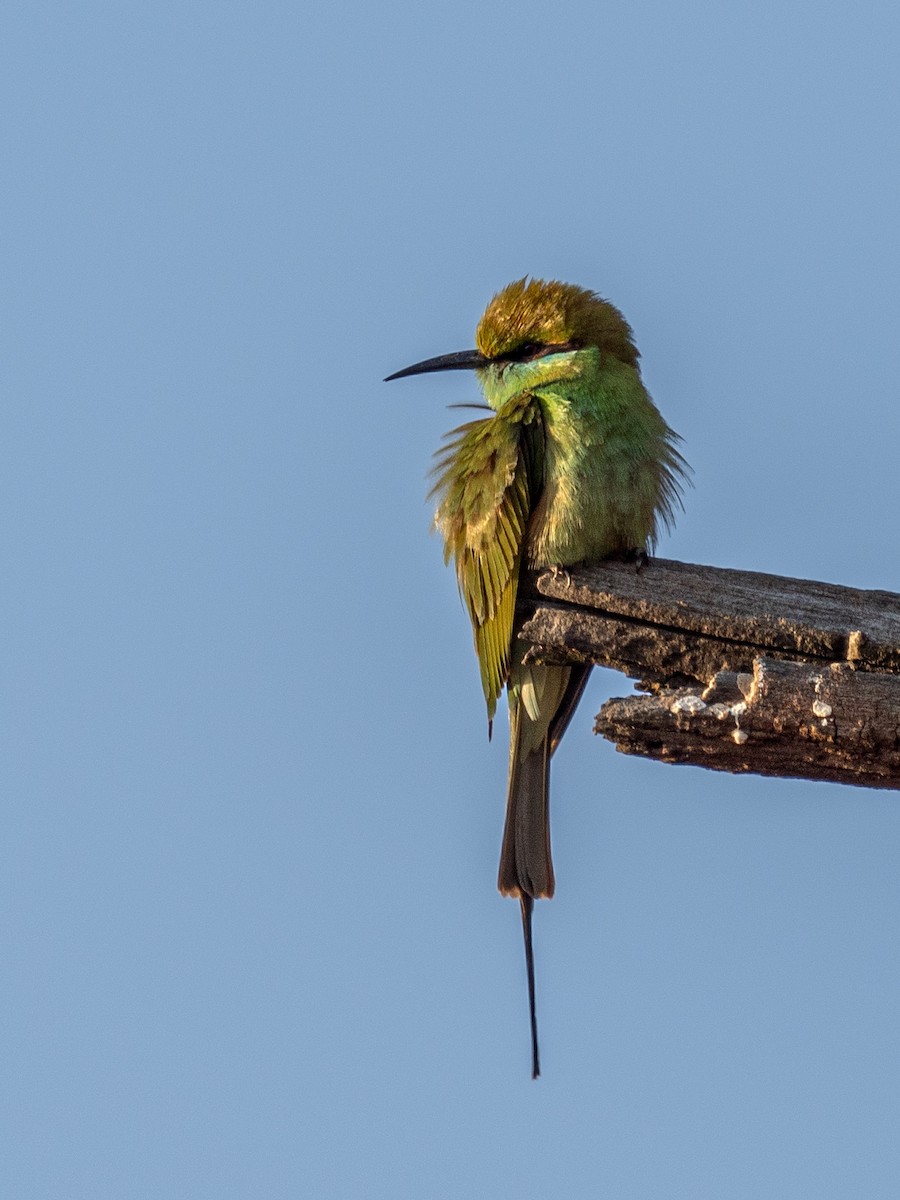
[518,602,825,687]
[595,658,900,790]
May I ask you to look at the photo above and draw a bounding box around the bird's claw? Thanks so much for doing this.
[548,564,572,587]
[613,547,651,574]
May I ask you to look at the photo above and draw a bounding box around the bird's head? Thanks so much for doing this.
[385,278,639,408]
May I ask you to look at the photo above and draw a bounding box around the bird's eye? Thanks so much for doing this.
[515,341,544,359]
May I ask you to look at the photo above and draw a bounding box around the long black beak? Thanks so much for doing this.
[384,349,490,382]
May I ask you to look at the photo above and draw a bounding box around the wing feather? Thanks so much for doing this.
[429,395,543,722]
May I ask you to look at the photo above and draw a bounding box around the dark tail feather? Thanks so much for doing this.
[497,663,591,897]
[498,664,592,1077]
[498,721,551,1079]
[497,729,553,899]
[521,896,540,1079]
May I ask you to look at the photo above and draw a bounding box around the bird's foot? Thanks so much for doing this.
[548,564,572,588]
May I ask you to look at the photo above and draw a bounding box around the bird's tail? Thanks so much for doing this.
[498,711,554,899]
[498,662,592,1076]
[498,662,592,899]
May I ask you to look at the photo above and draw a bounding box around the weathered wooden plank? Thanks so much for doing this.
[520,559,900,673]
[514,558,900,788]
[596,658,900,790]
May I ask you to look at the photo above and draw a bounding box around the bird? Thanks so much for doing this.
[386,277,688,1078]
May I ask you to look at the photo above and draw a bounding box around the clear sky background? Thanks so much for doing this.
[5,1,900,1196]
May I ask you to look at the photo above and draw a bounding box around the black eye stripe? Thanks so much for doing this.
[497,339,582,364]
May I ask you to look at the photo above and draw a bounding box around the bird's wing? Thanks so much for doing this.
[430,394,544,724]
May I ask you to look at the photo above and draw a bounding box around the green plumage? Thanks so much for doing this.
[431,278,686,750]
[390,277,689,1077]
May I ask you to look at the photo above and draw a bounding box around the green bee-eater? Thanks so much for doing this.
[386,278,688,1077]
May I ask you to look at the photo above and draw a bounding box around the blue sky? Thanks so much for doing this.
[5,1,900,1196]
